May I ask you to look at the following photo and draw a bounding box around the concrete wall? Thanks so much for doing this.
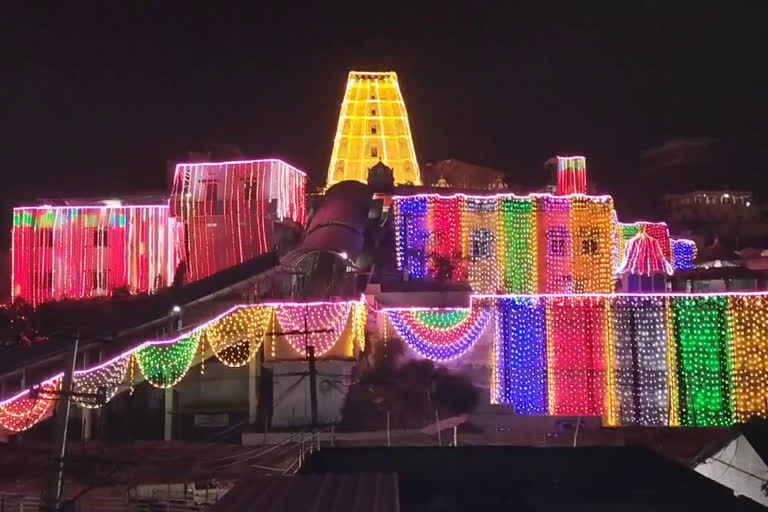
[695,435,768,506]
[268,360,355,427]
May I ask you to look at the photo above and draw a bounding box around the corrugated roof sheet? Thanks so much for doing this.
[210,473,399,512]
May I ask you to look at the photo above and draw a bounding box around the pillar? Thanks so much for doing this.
[248,356,258,424]
[81,352,92,441]
[164,387,173,441]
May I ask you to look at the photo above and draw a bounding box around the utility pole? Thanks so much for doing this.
[266,306,333,430]
[39,334,107,511]
[305,309,319,429]
[41,335,78,512]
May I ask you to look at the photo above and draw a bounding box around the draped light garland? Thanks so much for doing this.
[204,306,273,367]
[386,307,491,361]
[72,354,131,408]
[134,334,201,388]
[10,293,768,434]
[275,302,353,357]
[0,379,61,432]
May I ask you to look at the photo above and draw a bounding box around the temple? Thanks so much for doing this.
[3,70,767,443]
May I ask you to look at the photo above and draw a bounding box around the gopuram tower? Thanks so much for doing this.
[326,71,421,187]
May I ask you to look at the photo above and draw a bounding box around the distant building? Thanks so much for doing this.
[420,159,507,191]
[664,190,755,221]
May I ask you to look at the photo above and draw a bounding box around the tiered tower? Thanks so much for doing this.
[326,71,420,187]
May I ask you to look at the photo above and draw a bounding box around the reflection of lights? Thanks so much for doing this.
[747,201,752,207]
[172,305,181,313]
[339,251,348,260]
[723,193,730,199]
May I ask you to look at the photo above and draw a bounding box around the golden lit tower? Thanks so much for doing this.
[326,71,421,187]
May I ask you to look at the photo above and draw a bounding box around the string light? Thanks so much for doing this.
[171,159,307,282]
[393,193,616,294]
[0,379,60,432]
[275,302,353,357]
[353,303,367,352]
[539,196,573,293]
[11,205,175,305]
[571,196,614,292]
[134,334,200,388]
[672,296,733,427]
[611,297,670,426]
[494,297,547,414]
[204,307,273,367]
[9,293,768,433]
[387,307,490,361]
[617,232,674,277]
[728,296,768,423]
[671,239,697,271]
[72,354,130,408]
[556,156,587,195]
[547,296,608,416]
[498,198,536,293]
[326,71,420,187]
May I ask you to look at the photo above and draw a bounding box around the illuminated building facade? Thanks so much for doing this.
[12,203,177,305]
[326,71,420,187]
[170,159,307,282]
[393,190,694,294]
[11,159,307,304]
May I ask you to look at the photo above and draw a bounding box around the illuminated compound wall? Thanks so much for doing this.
[385,292,768,427]
[170,159,307,282]
[326,71,420,187]
[12,205,177,305]
[5,292,768,434]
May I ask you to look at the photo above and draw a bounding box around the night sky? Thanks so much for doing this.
[3,3,768,250]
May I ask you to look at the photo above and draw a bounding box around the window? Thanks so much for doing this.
[35,271,53,290]
[371,125,377,135]
[371,108,377,116]
[93,227,108,248]
[371,146,378,158]
[39,228,54,248]
[242,179,254,198]
[204,182,218,203]
[371,94,376,99]
[547,227,568,256]
[470,229,493,261]
[582,239,599,255]
[92,270,108,291]
[579,227,600,255]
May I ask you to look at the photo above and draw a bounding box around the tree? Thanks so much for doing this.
[340,338,479,431]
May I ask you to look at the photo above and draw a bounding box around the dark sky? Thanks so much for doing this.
[3,3,768,249]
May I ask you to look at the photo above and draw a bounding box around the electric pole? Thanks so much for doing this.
[39,334,107,511]
[266,306,333,430]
